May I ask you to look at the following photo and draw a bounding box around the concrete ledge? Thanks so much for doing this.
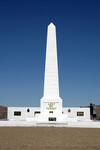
[0,120,100,128]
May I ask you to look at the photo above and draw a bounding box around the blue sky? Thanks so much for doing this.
[0,0,100,107]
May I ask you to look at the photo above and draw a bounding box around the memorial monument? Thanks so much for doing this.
[40,23,67,123]
[8,23,90,124]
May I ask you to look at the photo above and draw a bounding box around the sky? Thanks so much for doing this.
[0,0,100,107]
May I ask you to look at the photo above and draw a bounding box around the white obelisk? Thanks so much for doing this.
[44,23,59,98]
[41,23,62,117]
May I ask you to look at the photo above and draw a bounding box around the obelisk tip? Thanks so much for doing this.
[48,22,55,27]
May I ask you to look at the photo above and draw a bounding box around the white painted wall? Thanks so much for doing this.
[8,107,40,121]
[8,107,90,122]
[63,107,90,121]
[41,98,62,114]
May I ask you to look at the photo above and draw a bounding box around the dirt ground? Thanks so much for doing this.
[0,127,100,150]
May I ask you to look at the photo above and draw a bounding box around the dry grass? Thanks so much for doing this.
[0,127,100,150]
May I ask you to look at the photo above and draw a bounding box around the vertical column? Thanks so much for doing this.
[43,23,59,98]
